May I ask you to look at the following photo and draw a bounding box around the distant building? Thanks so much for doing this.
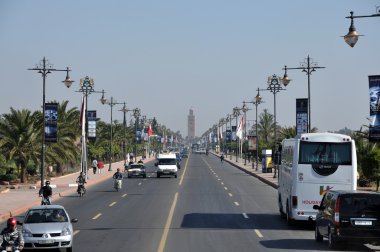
[188,108,195,140]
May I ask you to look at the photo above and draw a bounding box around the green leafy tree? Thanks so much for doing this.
[0,108,40,182]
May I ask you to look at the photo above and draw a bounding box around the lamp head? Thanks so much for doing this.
[344,11,362,48]
[100,90,107,104]
[62,67,74,88]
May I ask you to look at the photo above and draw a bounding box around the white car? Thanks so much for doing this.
[155,153,178,178]
[21,205,77,252]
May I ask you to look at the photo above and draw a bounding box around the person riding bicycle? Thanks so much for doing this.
[39,180,52,205]
[0,218,24,252]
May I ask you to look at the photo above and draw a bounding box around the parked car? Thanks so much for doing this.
[313,190,380,249]
[21,205,77,251]
[127,163,146,178]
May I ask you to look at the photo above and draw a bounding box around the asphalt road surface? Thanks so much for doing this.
[16,154,377,252]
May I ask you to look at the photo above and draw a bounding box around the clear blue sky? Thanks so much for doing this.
[1,0,379,137]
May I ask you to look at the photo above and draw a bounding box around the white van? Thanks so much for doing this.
[155,153,178,178]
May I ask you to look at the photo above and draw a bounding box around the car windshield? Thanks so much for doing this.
[25,209,68,223]
[340,194,380,216]
[130,165,143,169]
[158,158,176,165]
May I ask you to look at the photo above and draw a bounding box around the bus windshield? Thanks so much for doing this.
[299,141,352,165]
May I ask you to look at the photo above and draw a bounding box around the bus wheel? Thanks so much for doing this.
[278,196,286,219]
[286,202,293,226]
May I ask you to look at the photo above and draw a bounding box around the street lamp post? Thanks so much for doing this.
[254,89,263,171]
[77,76,103,179]
[219,118,225,154]
[119,103,131,169]
[28,57,74,189]
[233,107,241,162]
[227,114,233,160]
[244,88,263,170]
[133,108,141,162]
[282,55,325,133]
[101,92,124,171]
[343,8,380,48]
[241,102,250,166]
[265,74,288,178]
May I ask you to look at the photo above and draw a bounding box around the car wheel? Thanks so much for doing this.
[66,246,73,252]
[174,174,177,178]
[328,228,339,249]
[157,173,160,178]
[315,225,323,242]
[143,174,147,178]
[128,175,131,178]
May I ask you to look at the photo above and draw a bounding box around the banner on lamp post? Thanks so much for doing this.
[136,128,142,144]
[296,98,308,135]
[369,75,380,142]
[247,135,257,151]
[44,103,58,143]
[87,110,97,139]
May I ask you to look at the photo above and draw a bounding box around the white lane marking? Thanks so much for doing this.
[221,182,224,185]
[228,193,233,197]
[218,178,221,181]
[122,193,128,198]
[92,213,102,220]
[157,192,178,252]
[242,213,249,219]
[109,202,117,207]
[255,229,264,238]
[73,230,80,236]
[138,182,142,186]
[234,201,239,206]
[224,187,228,190]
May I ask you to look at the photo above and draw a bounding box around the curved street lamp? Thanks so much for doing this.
[343,9,380,48]
[119,103,131,168]
[28,57,73,188]
[282,56,325,133]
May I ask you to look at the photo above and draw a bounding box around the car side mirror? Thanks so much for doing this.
[71,218,78,223]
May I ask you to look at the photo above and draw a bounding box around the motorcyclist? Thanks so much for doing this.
[220,153,224,163]
[0,218,24,252]
[39,180,52,205]
[113,168,123,190]
[76,172,86,195]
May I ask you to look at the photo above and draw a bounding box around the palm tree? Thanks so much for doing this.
[279,126,296,139]
[0,108,40,182]
[257,109,275,148]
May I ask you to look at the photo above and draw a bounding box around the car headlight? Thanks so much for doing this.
[61,226,72,236]
[22,228,33,238]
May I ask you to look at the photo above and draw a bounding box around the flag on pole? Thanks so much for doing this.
[79,94,85,130]
[236,114,244,139]
[148,124,153,136]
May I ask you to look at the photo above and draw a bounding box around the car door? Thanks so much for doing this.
[318,192,334,236]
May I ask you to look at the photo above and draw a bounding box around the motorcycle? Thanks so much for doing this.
[114,179,122,192]
[40,195,51,205]
[1,245,21,252]
[77,183,86,197]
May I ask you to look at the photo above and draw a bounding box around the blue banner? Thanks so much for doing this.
[369,75,380,141]
[87,110,97,139]
[45,103,58,143]
[226,129,232,142]
[136,128,142,144]
[296,98,308,135]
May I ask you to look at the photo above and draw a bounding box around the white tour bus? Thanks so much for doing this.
[277,132,357,224]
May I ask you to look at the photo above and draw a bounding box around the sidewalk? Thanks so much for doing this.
[0,156,155,223]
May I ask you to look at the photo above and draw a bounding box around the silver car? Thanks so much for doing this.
[21,205,77,251]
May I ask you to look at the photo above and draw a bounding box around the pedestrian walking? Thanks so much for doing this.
[92,158,98,175]
[97,160,104,174]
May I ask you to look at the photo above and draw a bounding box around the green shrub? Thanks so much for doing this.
[0,174,18,182]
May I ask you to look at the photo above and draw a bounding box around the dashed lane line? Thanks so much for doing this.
[242,213,249,219]
[234,201,240,206]
[122,193,128,198]
[73,230,80,236]
[92,213,102,220]
[255,229,264,238]
[109,202,117,207]
[228,193,233,197]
